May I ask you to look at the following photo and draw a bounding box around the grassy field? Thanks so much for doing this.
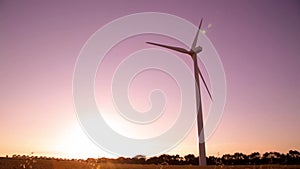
[0,158,299,169]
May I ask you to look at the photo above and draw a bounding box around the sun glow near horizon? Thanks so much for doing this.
[52,123,110,159]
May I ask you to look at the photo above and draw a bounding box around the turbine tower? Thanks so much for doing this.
[146,19,212,166]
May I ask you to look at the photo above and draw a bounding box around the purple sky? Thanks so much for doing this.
[0,0,300,158]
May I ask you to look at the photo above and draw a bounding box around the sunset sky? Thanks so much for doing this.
[1,0,300,159]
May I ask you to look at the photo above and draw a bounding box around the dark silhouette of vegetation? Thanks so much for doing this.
[4,150,300,166]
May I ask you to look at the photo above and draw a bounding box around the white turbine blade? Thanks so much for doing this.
[196,63,213,101]
[146,42,190,55]
[191,18,203,51]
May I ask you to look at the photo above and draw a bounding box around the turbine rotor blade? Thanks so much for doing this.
[191,18,203,51]
[146,42,190,55]
[196,62,213,101]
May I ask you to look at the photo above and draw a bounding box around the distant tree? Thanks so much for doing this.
[207,156,221,165]
[287,150,300,164]
[262,152,282,164]
[87,158,97,163]
[116,157,125,164]
[288,150,300,158]
[158,154,169,164]
[248,152,260,165]
[162,154,182,165]
[132,155,146,164]
[232,152,248,165]
[133,155,146,159]
[183,154,198,165]
[221,154,234,165]
[262,152,270,164]
[171,154,183,165]
[146,156,163,164]
[279,153,287,164]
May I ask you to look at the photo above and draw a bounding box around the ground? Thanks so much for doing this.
[0,158,299,169]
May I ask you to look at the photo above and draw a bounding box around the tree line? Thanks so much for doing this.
[8,150,300,165]
[88,150,300,165]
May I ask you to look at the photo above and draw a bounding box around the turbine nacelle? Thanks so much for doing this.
[191,46,202,54]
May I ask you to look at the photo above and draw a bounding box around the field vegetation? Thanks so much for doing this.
[1,150,299,169]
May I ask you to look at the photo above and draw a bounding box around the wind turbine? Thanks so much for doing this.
[146,19,212,166]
